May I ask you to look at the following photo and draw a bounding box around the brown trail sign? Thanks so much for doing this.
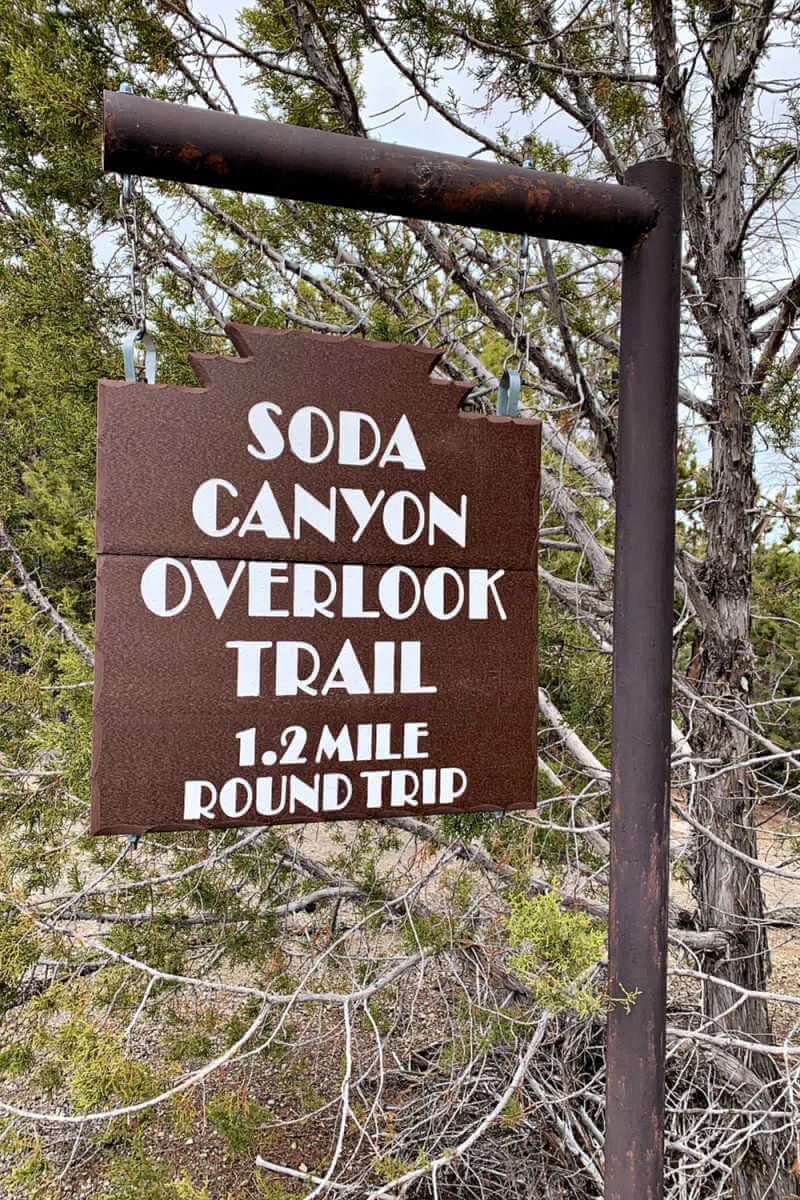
[92,324,541,834]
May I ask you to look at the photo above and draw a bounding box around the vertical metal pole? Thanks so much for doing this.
[605,159,682,1200]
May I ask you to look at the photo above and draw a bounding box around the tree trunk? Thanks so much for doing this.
[685,3,796,1192]
[690,0,769,1046]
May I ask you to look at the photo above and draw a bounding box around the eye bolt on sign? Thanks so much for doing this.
[91,325,541,834]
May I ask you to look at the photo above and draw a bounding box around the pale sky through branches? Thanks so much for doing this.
[175,0,798,498]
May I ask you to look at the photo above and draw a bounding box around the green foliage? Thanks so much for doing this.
[2,1128,50,1195]
[206,1091,271,1157]
[401,911,454,953]
[372,1153,416,1183]
[0,3,797,1196]
[440,811,499,842]
[752,543,800,782]
[748,360,800,454]
[104,919,187,978]
[0,221,113,616]
[254,1177,294,1200]
[0,906,39,1008]
[166,1030,213,1064]
[0,0,110,207]
[49,1016,160,1113]
[32,1060,64,1096]
[506,889,606,1015]
[106,1151,177,1200]
[106,1148,219,1200]
[0,1040,33,1076]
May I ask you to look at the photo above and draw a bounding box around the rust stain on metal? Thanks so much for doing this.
[178,143,203,166]
[204,151,230,176]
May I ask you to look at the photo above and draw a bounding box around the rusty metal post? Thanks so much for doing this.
[103,91,656,251]
[606,159,682,1200]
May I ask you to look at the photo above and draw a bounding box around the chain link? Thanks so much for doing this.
[119,171,147,338]
[118,83,147,341]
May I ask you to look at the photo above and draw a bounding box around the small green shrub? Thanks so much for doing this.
[0,907,40,1008]
[254,1176,294,1200]
[206,1091,270,1157]
[33,1061,64,1095]
[166,1031,213,1063]
[507,889,606,1015]
[53,1017,159,1113]
[0,1041,33,1076]
[106,1150,220,1200]
[106,1151,175,1200]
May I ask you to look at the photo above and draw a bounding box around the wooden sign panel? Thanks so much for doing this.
[92,325,541,833]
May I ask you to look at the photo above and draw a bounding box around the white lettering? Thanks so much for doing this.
[339,412,380,466]
[183,780,217,820]
[219,777,252,818]
[400,642,437,694]
[192,478,239,537]
[322,774,352,812]
[238,481,290,539]
[378,565,420,620]
[428,492,467,548]
[140,558,192,617]
[424,567,464,620]
[293,563,336,618]
[382,491,425,544]
[391,770,419,807]
[315,725,355,763]
[191,559,246,620]
[363,770,391,808]
[467,569,507,620]
[256,776,285,816]
[289,406,334,464]
[340,488,385,542]
[341,565,379,618]
[225,639,273,697]
[275,642,320,696]
[293,484,336,541]
[378,414,425,470]
[403,722,429,758]
[247,401,284,460]
[248,562,290,617]
[440,767,468,805]
[320,639,370,695]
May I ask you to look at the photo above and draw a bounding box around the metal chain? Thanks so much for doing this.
[514,233,530,372]
[510,159,532,376]
[118,87,156,384]
[119,168,147,339]
[497,159,532,417]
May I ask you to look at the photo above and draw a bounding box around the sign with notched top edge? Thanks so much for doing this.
[91,324,541,834]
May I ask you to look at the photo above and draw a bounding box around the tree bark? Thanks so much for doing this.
[663,2,795,1192]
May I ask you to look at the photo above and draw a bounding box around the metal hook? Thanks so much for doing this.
[497,368,521,416]
[123,329,156,384]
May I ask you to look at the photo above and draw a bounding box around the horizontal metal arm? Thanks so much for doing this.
[103,91,657,250]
